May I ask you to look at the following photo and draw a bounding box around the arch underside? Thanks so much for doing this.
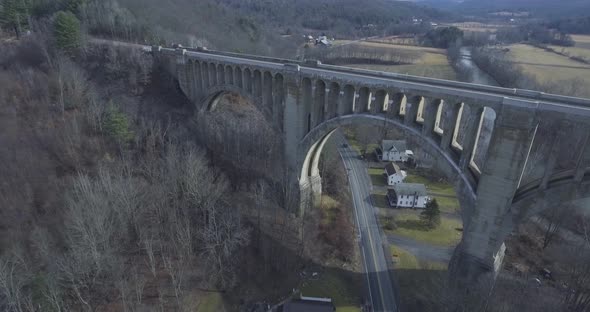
[512,171,590,222]
[197,84,282,132]
[299,113,478,221]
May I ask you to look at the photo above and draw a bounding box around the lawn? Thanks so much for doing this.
[340,39,458,80]
[347,63,457,80]
[368,168,386,187]
[405,173,455,197]
[197,292,224,312]
[431,196,459,214]
[372,191,390,209]
[502,44,590,96]
[390,246,449,311]
[388,213,462,247]
[573,34,590,49]
[300,268,362,312]
[548,45,590,63]
[391,245,419,269]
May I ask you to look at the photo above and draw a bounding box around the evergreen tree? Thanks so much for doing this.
[420,199,441,229]
[0,0,30,38]
[53,10,81,54]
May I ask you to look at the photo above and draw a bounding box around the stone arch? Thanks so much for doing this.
[217,64,225,85]
[357,87,371,113]
[208,63,217,86]
[199,84,278,131]
[234,66,242,89]
[313,80,327,126]
[390,92,407,118]
[225,65,234,86]
[302,78,313,134]
[340,85,355,115]
[374,90,387,113]
[416,96,426,123]
[470,107,497,175]
[201,62,210,89]
[253,70,262,98]
[263,71,274,115]
[194,61,203,95]
[273,73,285,126]
[512,172,590,223]
[243,68,252,94]
[298,113,477,216]
[327,82,340,119]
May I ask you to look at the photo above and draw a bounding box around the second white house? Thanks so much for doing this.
[384,162,407,186]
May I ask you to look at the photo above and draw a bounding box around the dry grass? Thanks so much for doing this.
[503,44,590,84]
[347,63,457,80]
[548,45,590,63]
[572,35,590,49]
[331,39,457,80]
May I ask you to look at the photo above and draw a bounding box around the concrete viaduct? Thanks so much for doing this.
[153,46,590,282]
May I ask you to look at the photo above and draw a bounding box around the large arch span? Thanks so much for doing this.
[159,44,590,284]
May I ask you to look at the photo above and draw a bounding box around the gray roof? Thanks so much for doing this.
[384,162,402,176]
[392,183,427,196]
[382,140,407,153]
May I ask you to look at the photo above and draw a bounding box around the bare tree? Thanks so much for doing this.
[542,205,569,249]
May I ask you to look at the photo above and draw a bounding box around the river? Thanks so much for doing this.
[457,47,499,86]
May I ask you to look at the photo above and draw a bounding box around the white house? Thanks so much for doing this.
[384,162,407,186]
[387,183,429,209]
[378,140,414,162]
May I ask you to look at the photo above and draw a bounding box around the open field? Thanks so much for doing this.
[502,44,590,86]
[300,268,362,312]
[548,45,590,63]
[572,35,590,49]
[439,22,507,33]
[334,40,457,80]
[387,213,462,247]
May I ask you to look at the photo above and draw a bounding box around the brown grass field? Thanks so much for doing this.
[502,44,590,87]
[337,41,457,80]
[572,34,590,49]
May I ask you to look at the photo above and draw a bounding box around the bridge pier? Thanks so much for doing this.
[451,103,537,283]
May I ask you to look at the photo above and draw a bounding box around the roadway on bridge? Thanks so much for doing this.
[336,131,398,312]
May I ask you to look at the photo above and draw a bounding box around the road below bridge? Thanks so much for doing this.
[336,131,399,312]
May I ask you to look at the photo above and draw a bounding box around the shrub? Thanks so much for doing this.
[53,11,81,54]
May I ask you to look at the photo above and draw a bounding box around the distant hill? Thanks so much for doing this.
[111,0,452,57]
[455,0,590,18]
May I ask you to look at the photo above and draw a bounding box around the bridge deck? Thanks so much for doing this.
[157,46,590,117]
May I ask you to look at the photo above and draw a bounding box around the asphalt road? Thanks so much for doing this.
[335,131,398,312]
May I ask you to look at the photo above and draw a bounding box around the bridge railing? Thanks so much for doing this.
[155,45,590,114]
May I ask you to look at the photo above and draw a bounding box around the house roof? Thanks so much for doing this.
[392,183,427,196]
[385,162,402,176]
[382,140,407,153]
[283,299,335,312]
